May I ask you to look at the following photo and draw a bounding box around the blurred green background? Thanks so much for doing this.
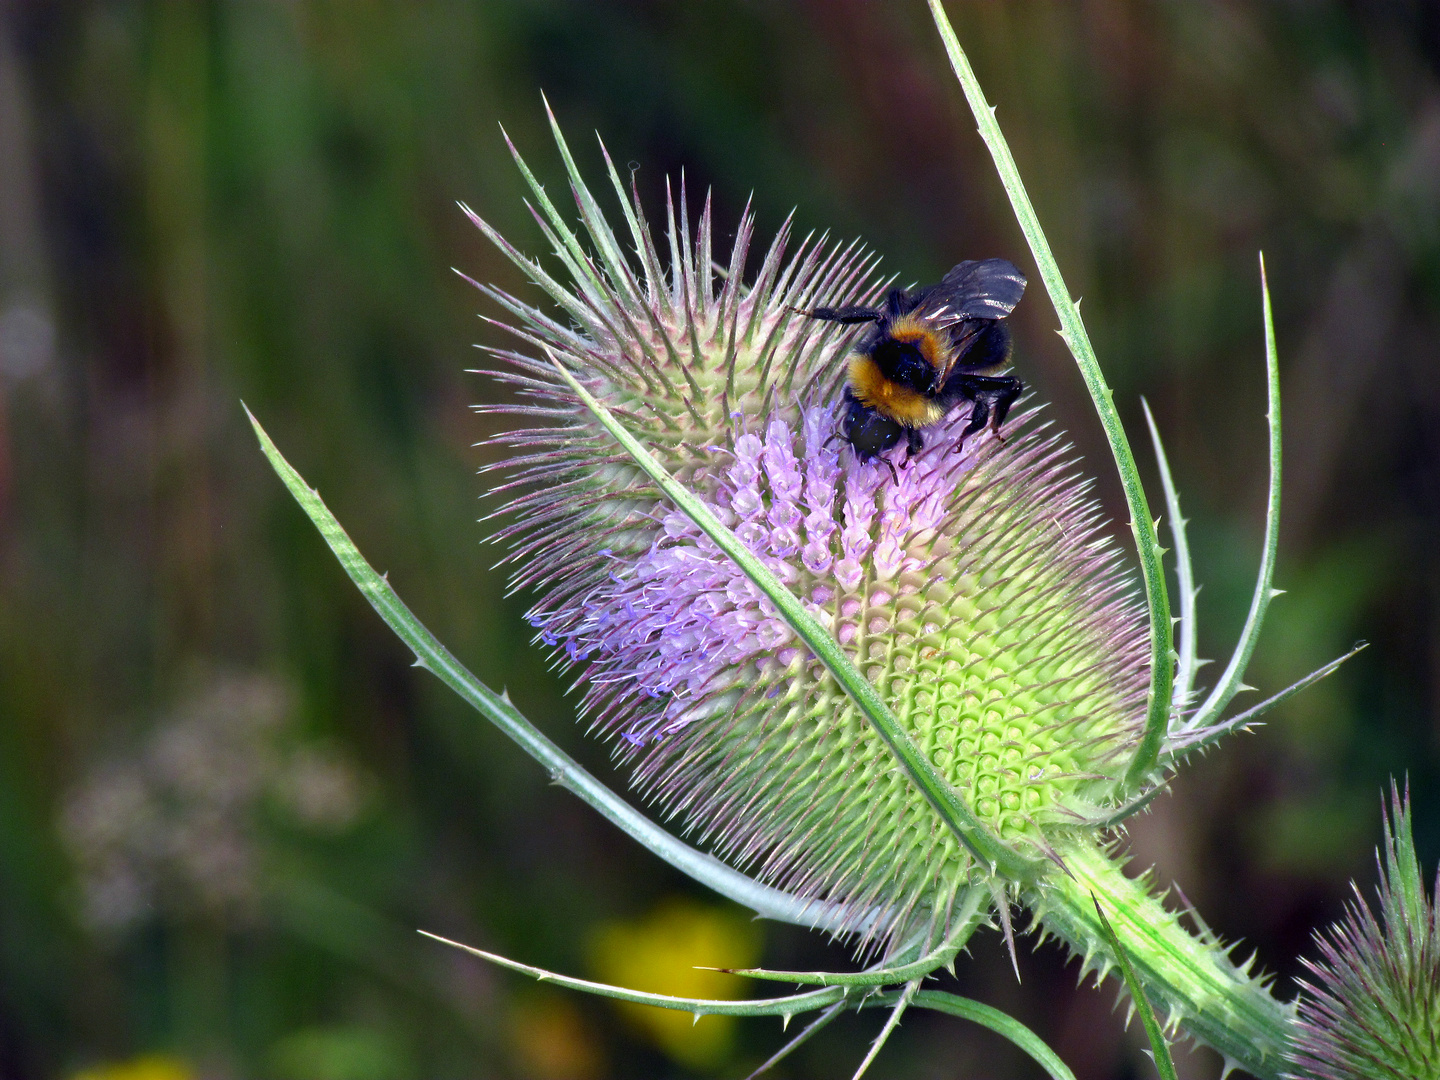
[0,1,1436,1077]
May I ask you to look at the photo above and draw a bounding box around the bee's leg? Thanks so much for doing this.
[882,456,900,484]
[948,375,1024,451]
[788,304,883,325]
[953,397,991,453]
[985,377,1024,442]
[900,426,925,467]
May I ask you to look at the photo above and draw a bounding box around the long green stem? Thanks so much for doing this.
[246,406,869,935]
[927,0,1172,791]
[426,926,1078,1080]
[420,931,844,1019]
[1167,641,1367,757]
[923,15,1303,1074]
[906,991,1077,1080]
[549,359,1037,881]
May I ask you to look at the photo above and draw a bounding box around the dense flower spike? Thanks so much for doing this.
[1287,784,1440,1080]
[468,120,1149,947]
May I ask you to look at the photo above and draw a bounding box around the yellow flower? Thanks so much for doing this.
[588,898,761,1068]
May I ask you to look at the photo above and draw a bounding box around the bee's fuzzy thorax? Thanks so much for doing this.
[847,354,944,427]
[884,315,948,370]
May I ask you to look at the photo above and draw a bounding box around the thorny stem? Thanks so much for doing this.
[1143,399,1200,712]
[424,927,1081,1080]
[1033,839,1293,1080]
[1180,254,1283,735]
[925,11,1302,1073]
[724,891,983,987]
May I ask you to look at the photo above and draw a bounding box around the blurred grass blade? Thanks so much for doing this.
[1184,254,1283,733]
[419,931,843,1018]
[244,405,864,934]
[1142,400,1199,713]
[927,0,1173,793]
[1166,642,1368,757]
[1090,895,1179,1080]
[909,990,1077,1080]
[548,360,1036,881]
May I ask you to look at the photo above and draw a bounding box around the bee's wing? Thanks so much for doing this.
[912,259,1026,380]
[915,258,1027,324]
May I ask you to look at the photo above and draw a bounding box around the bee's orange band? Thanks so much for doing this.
[848,355,944,427]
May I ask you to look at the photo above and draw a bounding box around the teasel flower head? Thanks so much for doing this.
[467,116,1149,949]
[1286,782,1440,1080]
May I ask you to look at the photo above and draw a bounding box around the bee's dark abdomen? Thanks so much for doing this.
[841,390,905,462]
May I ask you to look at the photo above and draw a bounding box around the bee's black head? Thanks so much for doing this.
[871,334,940,394]
[841,393,905,462]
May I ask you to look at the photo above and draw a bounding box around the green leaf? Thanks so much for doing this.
[722,889,986,987]
[1166,641,1368,757]
[244,405,865,935]
[926,0,1173,794]
[1142,400,1199,712]
[546,361,1038,882]
[1090,894,1179,1080]
[423,926,1082,1080]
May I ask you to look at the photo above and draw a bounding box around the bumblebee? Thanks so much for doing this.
[801,258,1027,463]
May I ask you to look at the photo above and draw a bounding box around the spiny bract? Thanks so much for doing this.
[468,117,1148,948]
